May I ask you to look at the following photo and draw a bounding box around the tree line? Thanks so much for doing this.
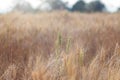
[13,0,120,13]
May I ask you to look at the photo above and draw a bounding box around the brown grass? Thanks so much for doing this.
[0,11,120,80]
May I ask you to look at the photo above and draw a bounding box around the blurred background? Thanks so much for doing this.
[0,0,120,14]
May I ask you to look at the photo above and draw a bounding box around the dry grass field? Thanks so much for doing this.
[0,11,120,80]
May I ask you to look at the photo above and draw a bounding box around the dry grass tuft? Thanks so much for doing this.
[0,11,120,80]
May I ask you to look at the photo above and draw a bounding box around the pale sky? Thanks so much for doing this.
[0,0,120,13]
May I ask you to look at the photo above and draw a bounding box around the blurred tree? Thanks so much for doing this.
[14,0,34,13]
[71,0,86,12]
[117,8,120,12]
[86,1,105,12]
[37,0,67,11]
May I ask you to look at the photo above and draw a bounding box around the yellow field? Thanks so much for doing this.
[0,11,120,80]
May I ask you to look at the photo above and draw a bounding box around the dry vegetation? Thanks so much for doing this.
[0,11,120,80]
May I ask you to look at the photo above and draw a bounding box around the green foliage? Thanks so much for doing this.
[117,8,120,12]
[78,49,84,66]
[55,32,63,56]
[72,0,86,12]
[86,1,105,12]
[72,0,105,12]
[65,36,71,53]
[55,32,72,55]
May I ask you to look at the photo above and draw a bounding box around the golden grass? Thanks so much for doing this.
[0,11,120,80]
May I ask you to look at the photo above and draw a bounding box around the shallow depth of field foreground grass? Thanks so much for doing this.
[0,11,120,80]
